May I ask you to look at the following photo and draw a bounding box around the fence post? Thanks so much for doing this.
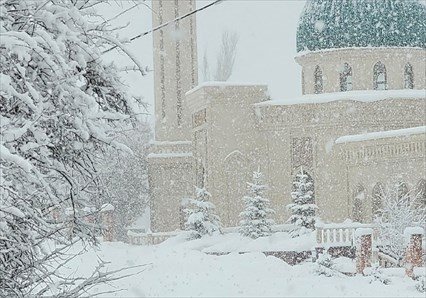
[404,227,424,278]
[315,227,325,260]
[355,228,373,274]
[101,203,115,242]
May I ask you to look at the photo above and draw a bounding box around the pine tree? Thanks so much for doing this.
[185,187,222,239]
[287,169,318,232]
[239,171,275,238]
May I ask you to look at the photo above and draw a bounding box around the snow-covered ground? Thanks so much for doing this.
[65,233,423,297]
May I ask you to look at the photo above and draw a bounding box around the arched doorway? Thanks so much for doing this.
[224,151,249,226]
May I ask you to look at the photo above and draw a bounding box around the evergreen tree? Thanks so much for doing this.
[239,171,275,238]
[185,187,222,239]
[287,169,318,232]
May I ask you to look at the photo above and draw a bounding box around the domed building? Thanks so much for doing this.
[148,0,426,233]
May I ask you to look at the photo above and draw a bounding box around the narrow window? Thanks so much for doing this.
[373,62,387,90]
[340,63,353,92]
[397,182,409,202]
[404,63,414,89]
[314,66,323,94]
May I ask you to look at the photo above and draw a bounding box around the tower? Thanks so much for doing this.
[152,0,198,141]
[148,0,198,232]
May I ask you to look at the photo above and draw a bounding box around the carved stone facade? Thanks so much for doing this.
[148,1,426,232]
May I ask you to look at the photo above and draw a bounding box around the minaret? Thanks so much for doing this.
[148,0,198,233]
[152,0,198,141]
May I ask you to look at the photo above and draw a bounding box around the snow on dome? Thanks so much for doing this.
[296,0,426,52]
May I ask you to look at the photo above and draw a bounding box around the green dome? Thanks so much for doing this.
[296,0,426,52]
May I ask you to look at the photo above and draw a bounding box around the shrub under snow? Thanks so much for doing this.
[184,187,222,239]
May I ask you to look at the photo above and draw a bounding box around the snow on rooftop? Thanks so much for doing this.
[354,228,373,237]
[127,207,150,232]
[150,140,192,146]
[404,227,424,237]
[255,89,425,107]
[147,152,193,159]
[335,126,426,144]
[185,81,267,96]
[100,203,115,212]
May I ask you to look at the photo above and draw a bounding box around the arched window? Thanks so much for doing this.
[224,151,249,226]
[353,185,365,223]
[373,62,387,90]
[397,182,409,200]
[314,66,323,94]
[372,183,384,218]
[340,63,353,92]
[404,63,414,89]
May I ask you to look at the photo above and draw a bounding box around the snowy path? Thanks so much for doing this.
[67,236,423,297]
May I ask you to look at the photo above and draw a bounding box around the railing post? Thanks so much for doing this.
[355,228,373,274]
[100,203,115,242]
[404,227,424,278]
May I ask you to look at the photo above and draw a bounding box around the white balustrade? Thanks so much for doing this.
[315,221,375,247]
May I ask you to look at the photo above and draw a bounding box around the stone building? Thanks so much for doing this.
[148,0,426,232]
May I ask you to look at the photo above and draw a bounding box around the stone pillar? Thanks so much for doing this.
[404,227,424,278]
[50,206,60,222]
[82,207,96,225]
[101,204,115,242]
[355,228,373,274]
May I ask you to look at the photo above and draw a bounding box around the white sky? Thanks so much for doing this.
[101,0,306,121]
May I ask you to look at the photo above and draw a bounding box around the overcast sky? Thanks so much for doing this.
[101,0,306,121]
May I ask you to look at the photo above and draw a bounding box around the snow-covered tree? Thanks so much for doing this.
[374,183,426,262]
[98,121,152,240]
[287,169,318,232]
[314,252,336,277]
[184,187,222,239]
[0,1,144,296]
[201,31,239,82]
[201,48,211,82]
[239,171,275,238]
[214,31,239,81]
